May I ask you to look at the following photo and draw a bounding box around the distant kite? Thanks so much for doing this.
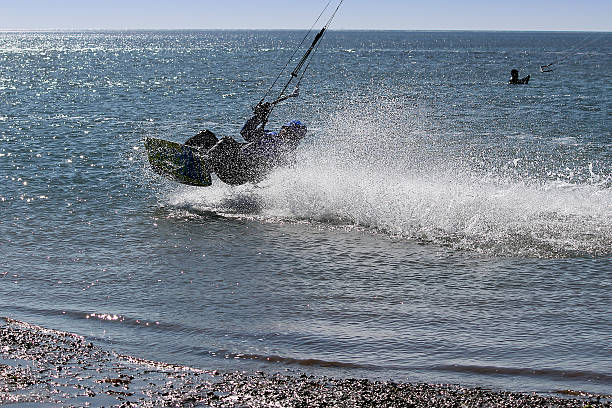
[540,63,554,73]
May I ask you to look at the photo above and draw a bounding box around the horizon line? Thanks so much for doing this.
[2,28,611,33]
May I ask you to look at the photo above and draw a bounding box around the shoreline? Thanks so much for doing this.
[1,317,609,407]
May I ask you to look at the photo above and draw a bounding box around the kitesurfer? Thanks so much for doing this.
[509,69,530,84]
[145,1,342,188]
[185,90,305,185]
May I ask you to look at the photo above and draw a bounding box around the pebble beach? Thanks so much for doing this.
[1,317,609,407]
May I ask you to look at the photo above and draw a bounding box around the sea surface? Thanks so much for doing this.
[1,30,611,396]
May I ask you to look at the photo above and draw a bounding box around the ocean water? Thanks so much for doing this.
[1,30,611,396]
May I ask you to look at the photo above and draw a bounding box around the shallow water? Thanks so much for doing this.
[1,30,611,395]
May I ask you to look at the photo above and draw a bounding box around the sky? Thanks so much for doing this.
[0,0,610,32]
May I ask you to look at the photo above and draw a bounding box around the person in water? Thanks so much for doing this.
[185,90,305,185]
[509,69,530,84]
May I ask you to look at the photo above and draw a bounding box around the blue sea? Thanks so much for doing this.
[1,30,611,396]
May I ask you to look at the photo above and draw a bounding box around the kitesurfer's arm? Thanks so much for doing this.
[240,88,298,142]
[240,102,271,142]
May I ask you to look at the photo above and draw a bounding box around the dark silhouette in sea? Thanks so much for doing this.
[509,69,530,84]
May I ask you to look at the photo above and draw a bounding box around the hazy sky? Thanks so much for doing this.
[1,0,610,31]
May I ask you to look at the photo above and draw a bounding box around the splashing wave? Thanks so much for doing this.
[164,99,611,258]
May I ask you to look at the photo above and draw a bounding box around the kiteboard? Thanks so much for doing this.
[144,137,212,187]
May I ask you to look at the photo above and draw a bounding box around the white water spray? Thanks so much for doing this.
[167,98,612,258]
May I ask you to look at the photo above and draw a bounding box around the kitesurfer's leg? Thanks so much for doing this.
[185,129,218,150]
[207,137,250,185]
